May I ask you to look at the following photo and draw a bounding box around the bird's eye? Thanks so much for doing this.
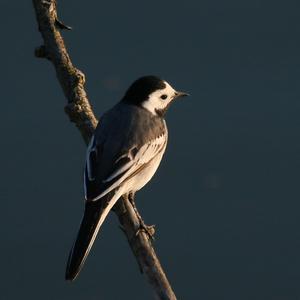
[160,94,168,100]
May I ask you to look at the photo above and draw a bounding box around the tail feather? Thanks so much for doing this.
[65,194,119,281]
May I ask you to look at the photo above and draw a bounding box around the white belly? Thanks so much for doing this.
[123,147,166,193]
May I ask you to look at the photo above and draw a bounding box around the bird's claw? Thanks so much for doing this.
[127,193,156,240]
[136,223,156,240]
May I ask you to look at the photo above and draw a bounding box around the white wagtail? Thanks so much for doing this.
[65,75,188,280]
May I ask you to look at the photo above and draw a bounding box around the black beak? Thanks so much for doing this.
[174,91,190,99]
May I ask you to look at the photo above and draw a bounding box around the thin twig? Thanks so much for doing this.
[32,1,177,299]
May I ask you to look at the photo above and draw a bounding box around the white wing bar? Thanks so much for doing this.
[89,134,167,202]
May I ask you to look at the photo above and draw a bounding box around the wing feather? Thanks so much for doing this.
[86,136,96,181]
[86,133,167,202]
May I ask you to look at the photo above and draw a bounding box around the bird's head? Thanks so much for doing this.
[121,76,188,117]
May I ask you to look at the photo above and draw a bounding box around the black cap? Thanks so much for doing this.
[121,76,166,105]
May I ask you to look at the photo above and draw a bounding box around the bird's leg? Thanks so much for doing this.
[128,192,155,240]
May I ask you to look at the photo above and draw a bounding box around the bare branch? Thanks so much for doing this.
[33,0,97,144]
[32,1,177,299]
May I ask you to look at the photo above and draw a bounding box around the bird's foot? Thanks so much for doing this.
[127,192,156,240]
[136,221,156,240]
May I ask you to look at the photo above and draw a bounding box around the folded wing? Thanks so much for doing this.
[84,133,167,202]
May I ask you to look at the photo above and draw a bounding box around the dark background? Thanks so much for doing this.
[1,0,300,299]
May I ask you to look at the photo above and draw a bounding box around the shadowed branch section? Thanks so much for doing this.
[32,0,177,299]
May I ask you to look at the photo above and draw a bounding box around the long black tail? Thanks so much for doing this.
[65,196,118,281]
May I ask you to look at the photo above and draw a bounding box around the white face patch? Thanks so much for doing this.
[142,81,177,115]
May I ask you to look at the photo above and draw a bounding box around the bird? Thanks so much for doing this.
[65,75,188,281]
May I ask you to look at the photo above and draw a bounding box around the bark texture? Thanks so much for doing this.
[32,1,177,299]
